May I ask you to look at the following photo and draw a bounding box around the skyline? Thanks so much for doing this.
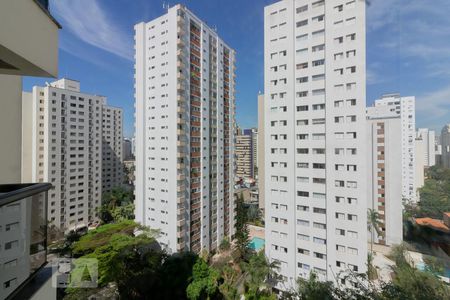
[23,0,450,138]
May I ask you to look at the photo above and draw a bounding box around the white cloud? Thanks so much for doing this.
[53,0,133,60]
[416,87,450,130]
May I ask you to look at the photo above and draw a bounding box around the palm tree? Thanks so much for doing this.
[367,209,382,254]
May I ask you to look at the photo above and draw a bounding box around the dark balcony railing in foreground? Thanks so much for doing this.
[0,183,51,300]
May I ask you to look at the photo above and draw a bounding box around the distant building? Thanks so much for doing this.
[123,138,132,160]
[416,128,436,167]
[372,94,416,202]
[367,107,403,246]
[441,125,450,168]
[102,105,124,194]
[236,128,257,179]
[23,79,123,230]
[415,137,425,190]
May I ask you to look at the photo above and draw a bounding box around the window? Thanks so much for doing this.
[297,219,310,226]
[297,76,308,83]
[312,74,325,81]
[297,234,310,241]
[312,59,325,66]
[297,191,309,197]
[313,222,326,229]
[313,237,326,245]
[296,5,308,14]
[297,62,308,70]
[296,34,308,41]
[336,228,345,236]
[314,252,326,259]
[296,20,308,27]
[297,204,309,211]
[298,248,310,255]
[312,15,325,23]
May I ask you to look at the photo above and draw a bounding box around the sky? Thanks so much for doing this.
[23,0,450,138]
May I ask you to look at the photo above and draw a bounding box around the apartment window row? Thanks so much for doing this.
[296,59,325,70]
[296,162,326,170]
[335,212,358,221]
[334,180,358,188]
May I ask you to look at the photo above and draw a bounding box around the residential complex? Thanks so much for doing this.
[373,94,416,201]
[236,128,257,179]
[367,107,403,246]
[440,124,450,169]
[22,78,123,231]
[102,105,124,194]
[264,0,368,288]
[134,4,236,254]
[416,128,436,167]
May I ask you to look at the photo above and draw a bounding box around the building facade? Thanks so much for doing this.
[416,128,436,167]
[373,94,416,201]
[102,106,124,194]
[123,138,133,160]
[134,4,236,254]
[23,79,122,231]
[236,134,254,179]
[257,94,266,212]
[264,0,367,288]
[441,125,450,169]
[367,108,403,246]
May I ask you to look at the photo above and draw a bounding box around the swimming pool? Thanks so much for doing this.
[249,237,265,251]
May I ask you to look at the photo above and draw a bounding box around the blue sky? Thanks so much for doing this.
[24,0,450,138]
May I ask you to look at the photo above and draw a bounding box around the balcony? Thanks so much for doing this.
[0,183,52,300]
[0,0,60,77]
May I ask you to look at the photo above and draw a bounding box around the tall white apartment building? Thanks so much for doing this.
[134,4,236,254]
[373,94,416,201]
[236,134,254,179]
[23,78,122,230]
[367,107,403,246]
[257,94,266,212]
[264,0,367,288]
[102,105,124,194]
[416,128,436,167]
[440,125,450,168]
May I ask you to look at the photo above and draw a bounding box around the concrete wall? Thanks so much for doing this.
[0,75,22,183]
[257,94,265,211]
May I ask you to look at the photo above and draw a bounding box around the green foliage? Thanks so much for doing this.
[242,251,279,299]
[417,166,450,218]
[219,237,231,252]
[186,257,220,300]
[297,272,335,300]
[218,265,239,300]
[391,263,449,300]
[98,187,135,223]
[71,220,138,256]
[235,192,250,259]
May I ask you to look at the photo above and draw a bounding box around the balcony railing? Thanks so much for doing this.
[0,183,51,300]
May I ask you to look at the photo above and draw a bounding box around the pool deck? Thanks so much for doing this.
[248,224,265,240]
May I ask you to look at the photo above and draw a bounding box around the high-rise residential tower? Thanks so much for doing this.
[134,4,236,254]
[441,124,450,168]
[372,94,416,201]
[264,0,367,288]
[367,107,403,246]
[102,105,124,194]
[236,128,258,179]
[416,128,436,167]
[22,78,123,230]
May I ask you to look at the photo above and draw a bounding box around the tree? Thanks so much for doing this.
[219,237,231,252]
[242,251,279,299]
[367,209,383,253]
[417,166,450,218]
[235,192,250,259]
[218,265,239,300]
[98,187,135,224]
[186,257,220,300]
[297,272,335,300]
